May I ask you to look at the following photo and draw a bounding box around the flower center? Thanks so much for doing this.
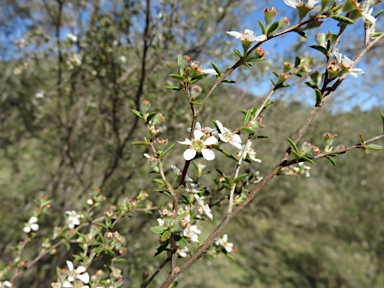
[191,140,205,152]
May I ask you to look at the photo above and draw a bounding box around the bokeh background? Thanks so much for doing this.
[1,0,384,287]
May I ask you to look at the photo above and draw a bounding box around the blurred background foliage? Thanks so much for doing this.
[0,0,384,287]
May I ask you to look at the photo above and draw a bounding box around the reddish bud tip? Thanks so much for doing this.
[256,47,265,57]
[179,218,188,228]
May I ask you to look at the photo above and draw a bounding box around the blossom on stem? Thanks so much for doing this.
[65,211,83,229]
[171,165,193,182]
[178,130,218,161]
[334,49,364,78]
[190,61,218,75]
[216,120,242,149]
[63,261,90,287]
[214,234,233,253]
[182,214,201,242]
[23,216,39,233]
[226,29,267,42]
[194,194,213,220]
[284,0,320,9]
[238,141,261,162]
[187,122,218,138]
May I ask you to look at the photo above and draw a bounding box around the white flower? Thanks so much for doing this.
[216,120,242,149]
[178,130,218,161]
[66,33,77,42]
[157,218,165,226]
[23,216,39,233]
[298,162,311,177]
[2,281,12,288]
[214,234,233,253]
[177,246,189,258]
[334,49,364,78]
[226,29,267,42]
[185,183,201,194]
[120,55,127,63]
[239,141,261,162]
[171,165,193,182]
[183,215,201,242]
[284,0,320,9]
[187,122,218,137]
[194,194,213,220]
[190,61,218,75]
[65,211,83,229]
[64,261,90,286]
[35,91,44,98]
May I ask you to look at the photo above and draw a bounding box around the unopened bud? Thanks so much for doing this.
[196,207,204,215]
[264,7,278,27]
[179,218,188,229]
[141,100,151,115]
[315,33,326,47]
[190,85,202,100]
[277,16,290,31]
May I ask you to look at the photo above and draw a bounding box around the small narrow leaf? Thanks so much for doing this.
[191,100,202,105]
[211,62,221,76]
[326,156,337,166]
[358,133,365,143]
[132,141,150,145]
[164,86,181,90]
[224,176,234,188]
[233,49,243,58]
[161,230,171,241]
[381,111,384,133]
[257,20,267,35]
[153,179,165,185]
[310,45,329,55]
[162,143,175,157]
[267,21,280,35]
[242,110,252,126]
[169,74,185,81]
[131,109,144,119]
[175,236,188,247]
[366,144,384,150]
[150,226,166,234]
[330,15,355,24]
[301,156,315,164]
[222,80,236,83]
[287,137,299,153]
[234,174,248,182]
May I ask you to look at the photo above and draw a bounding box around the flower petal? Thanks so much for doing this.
[202,149,215,161]
[178,138,192,145]
[194,129,204,140]
[184,149,196,160]
[216,120,224,133]
[77,272,90,284]
[226,31,242,38]
[230,141,242,149]
[248,34,267,42]
[204,136,218,146]
[66,261,74,271]
[201,69,218,75]
[76,266,86,274]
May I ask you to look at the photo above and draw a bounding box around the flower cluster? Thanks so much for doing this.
[65,211,84,229]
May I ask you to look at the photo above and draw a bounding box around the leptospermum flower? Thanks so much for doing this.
[194,194,213,220]
[226,29,267,42]
[63,261,90,287]
[334,49,364,78]
[23,216,39,233]
[178,130,218,161]
[190,61,218,75]
[284,0,320,9]
[65,211,83,229]
[187,122,218,138]
[182,214,201,242]
[239,141,261,162]
[214,234,234,253]
[216,120,242,149]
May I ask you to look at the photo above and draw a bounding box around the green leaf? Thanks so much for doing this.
[242,109,252,126]
[191,99,202,105]
[326,156,337,166]
[241,127,254,134]
[169,74,185,81]
[374,9,384,18]
[154,242,169,256]
[358,133,365,143]
[131,109,144,119]
[234,174,248,182]
[153,179,165,185]
[164,86,181,90]
[294,28,308,39]
[150,226,166,234]
[301,156,315,164]
[366,144,384,150]
[243,62,252,69]
[211,62,221,76]
[146,111,157,122]
[310,45,329,56]
[161,230,171,241]
[330,15,355,24]
[381,111,384,133]
[287,137,298,153]
[222,80,236,83]
[257,20,267,35]
[224,176,234,188]
[191,73,208,82]
[233,49,243,59]
[315,88,323,106]
[291,150,301,160]
[267,21,280,35]
[305,82,319,90]
[175,236,188,247]
[92,247,105,254]
[216,169,225,176]
[162,143,175,157]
